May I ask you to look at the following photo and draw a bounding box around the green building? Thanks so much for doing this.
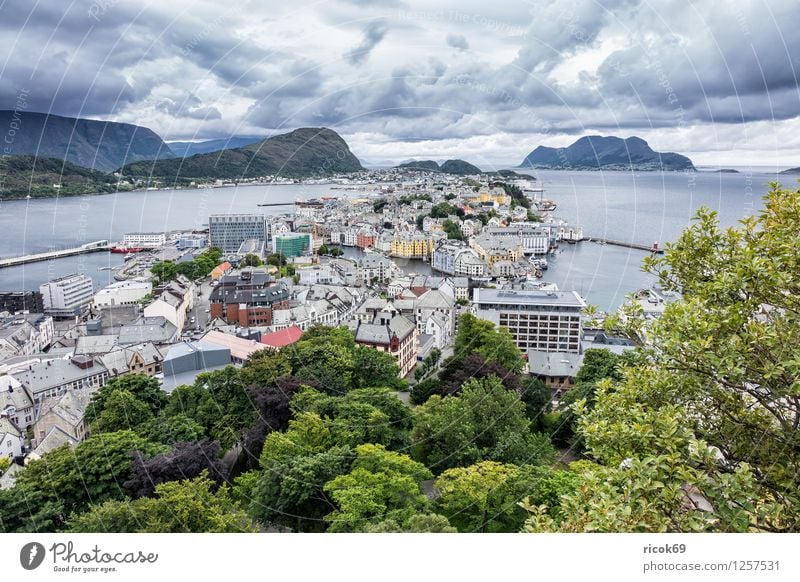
[273,233,311,257]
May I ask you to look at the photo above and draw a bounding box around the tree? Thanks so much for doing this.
[519,376,552,431]
[68,474,257,533]
[453,313,525,374]
[442,219,463,240]
[366,513,457,532]
[317,244,330,256]
[91,389,153,434]
[239,349,292,387]
[194,367,256,448]
[124,440,228,498]
[240,253,263,267]
[323,444,432,532]
[266,253,286,267]
[415,214,425,231]
[352,345,402,389]
[329,246,344,257]
[435,461,524,532]
[528,185,800,532]
[411,376,555,472]
[150,260,178,283]
[86,374,168,424]
[136,413,207,445]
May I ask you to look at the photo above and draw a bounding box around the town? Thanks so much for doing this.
[0,167,667,482]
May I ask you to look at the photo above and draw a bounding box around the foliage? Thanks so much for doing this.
[430,202,462,219]
[150,247,222,282]
[323,444,433,532]
[411,376,555,472]
[91,389,153,434]
[453,313,525,374]
[67,474,257,533]
[240,253,263,267]
[365,513,457,533]
[124,440,228,498]
[442,219,463,240]
[86,374,167,424]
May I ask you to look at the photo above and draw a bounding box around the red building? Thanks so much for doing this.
[356,230,376,249]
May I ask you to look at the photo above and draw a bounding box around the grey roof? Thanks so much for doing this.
[0,375,34,411]
[527,350,584,378]
[354,315,415,345]
[416,289,454,310]
[98,343,163,376]
[0,416,22,438]
[36,389,92,429]
[474,288,586,308]
[32,426,79,457]
[74,334,119,355]
[118,316,178,345]
[13,358,108,395]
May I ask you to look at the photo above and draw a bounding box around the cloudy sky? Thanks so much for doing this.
[1,0,799,167]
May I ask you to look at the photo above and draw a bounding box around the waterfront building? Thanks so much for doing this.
[122,232,167,246]
[473,288,585,353]
[93,279,152,308]
[39,274,94,317]
[209,214,267,253]
[390,233,436,259]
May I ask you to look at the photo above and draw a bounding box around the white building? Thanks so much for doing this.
[1,375,35,432]
[0,417,23,460]
[143,276,195,331]
[0,314,54,359]
[473,288,585,353]
[93,279,153,308]
[40,273,94,316]
[123,232,167,246]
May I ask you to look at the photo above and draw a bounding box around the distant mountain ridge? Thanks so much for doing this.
[520,136,695,171]
[396,159,482,175]
[779,166,800,175]
[122,127,363,179]
[0,155,123,199]
[167,136,264,158]
[0,110,174,172]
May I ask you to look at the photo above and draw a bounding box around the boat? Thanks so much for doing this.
[110,246,145,254]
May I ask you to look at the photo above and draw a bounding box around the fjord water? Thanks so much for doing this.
[0,168,785,310]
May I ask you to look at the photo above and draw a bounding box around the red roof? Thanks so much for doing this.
[215,262,232,272]
[260,325,303,348]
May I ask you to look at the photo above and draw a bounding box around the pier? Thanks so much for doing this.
[0,240,110,268]
[256,202,296,207]
[584,237,664,254]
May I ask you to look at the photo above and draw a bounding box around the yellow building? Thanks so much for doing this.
[390,234,436,258]
[470,236,521,264]
[477,190,511,205]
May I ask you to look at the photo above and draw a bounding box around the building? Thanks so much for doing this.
[13,355,109,404]
[161,340,232,392]
[0,375,35,432]
[200,330,265,364]
[31,389,92,451]
[0,291,44,314]
[177,234,208,249]
[117,316,179,346]
[356,228,376,249]
[353,314,418,378]
[473,288,586,353]
[98,343,164,378]
[526,350,584,392]
[209,214,267,253]
[272,233,312,257]
[470,235,523,264]
[0,417,23,460]
[143,275,195,331]
[260,325,303,351]
[432,241,485,277]
[122,232,167,247]
[39,273,94,317]
[93,279,152,308]
[209,270,290,327]
[483,225,550,255]
[298,265,340,286]
[414,289,456,341]
[357,252,395,284]
[390,233,436,259]
[0,313,54,359]
[211,262,232,281]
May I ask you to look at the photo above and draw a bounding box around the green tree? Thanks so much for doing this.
[453,313,525,374]
[67,474,257,532]
[323,444,433,532]
[91,389,153,434]
[411,376,555,472]
[240,253,263,267]
[239,349,292,387]
[352,345,402,389]
[86,374,168,423]
[150,260,178,283]
[317,244,330,255]
[442,219,463,240]
[136,414,207,445]
[435,461,523,532]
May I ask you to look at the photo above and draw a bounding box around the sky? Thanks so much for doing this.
[1,0,799,168]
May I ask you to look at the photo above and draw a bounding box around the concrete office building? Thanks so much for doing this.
[473,288,586,353]
[39,274,94,317]
[209,214,267,253]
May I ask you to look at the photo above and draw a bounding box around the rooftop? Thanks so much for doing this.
[260,325,303,349]
[474,288,586,308]
[201,330,266,361]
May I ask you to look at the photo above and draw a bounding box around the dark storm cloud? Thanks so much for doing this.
[345,21,389,65]
[0,0,797,160]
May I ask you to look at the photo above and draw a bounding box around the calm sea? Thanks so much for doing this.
[0,168,787,311]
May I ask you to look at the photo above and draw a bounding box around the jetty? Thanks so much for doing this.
[0,240,110,268]
[585,237,664,254]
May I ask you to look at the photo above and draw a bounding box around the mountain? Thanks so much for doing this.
[779,167,800,175]
[122,127,363,179]
[0,155,126,200]
[440,159,482,175]
[397,160,441,171]
[520,136,695,171]
[395,159,482,174]
[167,136,263,158]
[0,111,174,172]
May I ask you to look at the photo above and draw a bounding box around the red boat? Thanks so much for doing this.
[110,246,145,254]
